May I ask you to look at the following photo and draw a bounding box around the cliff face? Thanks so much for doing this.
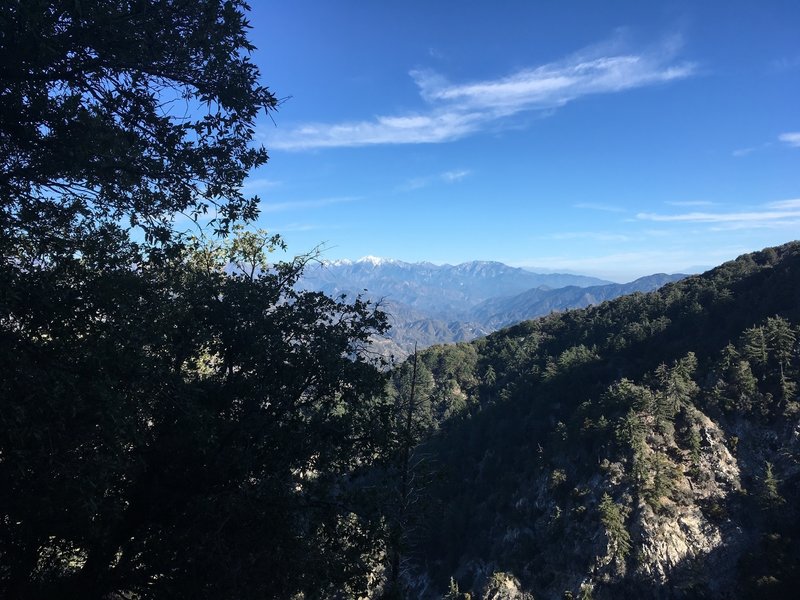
[388,242,800,599]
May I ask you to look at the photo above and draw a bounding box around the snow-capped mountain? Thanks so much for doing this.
[301,259,611,318]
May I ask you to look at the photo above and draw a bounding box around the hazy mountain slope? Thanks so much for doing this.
[368,298,491,359]
[470,273,687,330]
[300,259,611,318]
[389,241,800,599]
[299,259,686,356]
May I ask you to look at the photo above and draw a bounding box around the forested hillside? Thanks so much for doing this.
[387,242,800,599]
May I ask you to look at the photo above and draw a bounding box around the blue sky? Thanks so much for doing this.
[243,1,799,281]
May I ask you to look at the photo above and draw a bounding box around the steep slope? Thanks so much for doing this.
[368,298,491,359]
[389,241,800,599]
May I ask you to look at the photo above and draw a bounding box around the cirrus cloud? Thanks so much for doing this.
[779,132,800,147]
[636,198,800,230]
[269,35,696,151]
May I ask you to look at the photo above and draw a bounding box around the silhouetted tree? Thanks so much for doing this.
[1,3,390,598]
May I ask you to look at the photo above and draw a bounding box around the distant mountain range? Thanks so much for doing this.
[301,257,611,315]
[470,272,686,330]
[299,258,686,356]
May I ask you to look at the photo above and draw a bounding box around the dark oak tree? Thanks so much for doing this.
[1,3,391,598]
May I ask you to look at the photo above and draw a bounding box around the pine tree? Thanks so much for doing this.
[758,461,785,510]
[741,325,769,372]
[599,493,631,561]
[765,316,797,403]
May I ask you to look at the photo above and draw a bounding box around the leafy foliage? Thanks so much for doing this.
[1,3,391,598]
[2,0,276,250]
[1,228,391,599]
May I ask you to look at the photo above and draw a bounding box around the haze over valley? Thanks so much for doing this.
[300,258,687,356]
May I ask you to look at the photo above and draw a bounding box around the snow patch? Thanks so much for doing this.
[357,255,394,266]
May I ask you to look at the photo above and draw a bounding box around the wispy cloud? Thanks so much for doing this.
[272,223,328,232]
[273,112,483,149]
[540,231,634,242]
[574,202,626,213]
[770,199,800,209]
[513,246,744,281]
[259,196,358,213]
[665,200,716,207]
[638,210,800,223]
[411,51,693,113]
[398,169,471,191]
[537,227,678,243]
[779,132,800,147]
[637,198,800,229]
[428,47,447,61]
[733,141,776,157]
[732,146,758,157]
[771,55,800,72]
[441,169,470,182]
[243,177,282,192]
[270,35,696,150]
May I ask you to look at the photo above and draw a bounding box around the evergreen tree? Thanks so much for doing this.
[644,453,676,509]
[741,325,769,372]
[765,316,797,403]
[599,493,631,561]
[711,344,760,414]
[758,461,785,511]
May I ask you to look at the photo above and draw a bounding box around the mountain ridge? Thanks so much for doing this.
[300,260,685,356]
[470,272,686,331]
